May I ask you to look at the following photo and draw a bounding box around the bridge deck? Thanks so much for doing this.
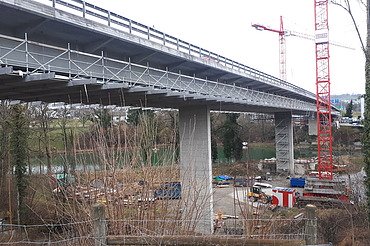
[0,0,324,114]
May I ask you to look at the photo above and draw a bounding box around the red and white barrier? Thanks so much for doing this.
[272,187,296,208]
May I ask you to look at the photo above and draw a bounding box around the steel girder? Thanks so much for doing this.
[0,33,316,112]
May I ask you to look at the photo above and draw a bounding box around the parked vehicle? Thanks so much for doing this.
[154,182,181,199]
[247,185,271,203]
[253,182,272,188]
[234,177,249,187]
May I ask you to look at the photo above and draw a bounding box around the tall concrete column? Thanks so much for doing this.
[275,112,294,174]
[179,105,213,234]
[308,118,318,136]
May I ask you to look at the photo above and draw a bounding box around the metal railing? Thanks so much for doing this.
[0,218,307,245]
[0,33,317,112]
[27,0,316,100]
[107,218,307,240]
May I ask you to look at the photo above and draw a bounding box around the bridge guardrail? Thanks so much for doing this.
[29,0,316,100]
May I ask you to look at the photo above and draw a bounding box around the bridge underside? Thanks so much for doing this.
[0,66,308,114]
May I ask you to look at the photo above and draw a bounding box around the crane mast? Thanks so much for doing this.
[315,0,333,180]
[279,16,287,81]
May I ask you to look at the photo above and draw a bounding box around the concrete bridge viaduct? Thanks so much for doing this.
[0,0,328,233]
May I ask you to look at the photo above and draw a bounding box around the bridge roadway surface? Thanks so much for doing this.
[0,0,322,114]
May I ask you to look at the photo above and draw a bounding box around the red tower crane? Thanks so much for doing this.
[251,15,352,82]
[252,3,358,182]
[314,0,332,180]
[252,4,344,181]
[252,16,286,81]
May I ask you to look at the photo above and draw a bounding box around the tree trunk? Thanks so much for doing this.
[365,0,370,222]
[42,121,52,174]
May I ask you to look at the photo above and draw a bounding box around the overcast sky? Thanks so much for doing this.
[54,0,368,95]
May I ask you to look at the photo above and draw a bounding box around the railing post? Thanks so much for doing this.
[305,204,317,245]
[92,203,106,246]
[147,26,150,40]
[129,19,132,34]
[128,57,132,81]
[25,33,28,73]
[107,11,111,26]
[101,51,105,82]
[67,43,71,79]
[82,1,86,18]
[52,0,56,8]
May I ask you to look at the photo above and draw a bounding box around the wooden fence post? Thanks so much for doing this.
[305,204,317,245]
[92,203,106,246]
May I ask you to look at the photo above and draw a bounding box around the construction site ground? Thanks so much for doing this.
[213,168,367,217]
[213,176,294,218]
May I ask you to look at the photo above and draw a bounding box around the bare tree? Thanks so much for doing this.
[0,101,12,224]
[30,103,53,174]
[331,0,370,226]
[331,0,366,53]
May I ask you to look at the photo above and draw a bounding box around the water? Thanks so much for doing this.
[28,148,177,174]
[28,145,363,173]
[216,145,317,163]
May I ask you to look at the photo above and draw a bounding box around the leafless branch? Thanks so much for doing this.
[359,0,367,8]
[331,0,366,55]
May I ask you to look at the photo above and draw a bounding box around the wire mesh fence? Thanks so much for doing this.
[0,217,307,245]
[107,217,308,242]
[0,220,93,245]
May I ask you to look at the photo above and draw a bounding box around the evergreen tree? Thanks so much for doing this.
[93,108,112,130]
[126,108,141,126]
[210,114,219,163]
[222,114,242,162]
[211,136,218,163]
[138,110,156,165]
[0,102,11,216]
[10,105,29,224]
[345,99,354,118]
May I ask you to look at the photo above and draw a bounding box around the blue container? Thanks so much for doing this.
[154,182,181,199]
[290,178,305,188]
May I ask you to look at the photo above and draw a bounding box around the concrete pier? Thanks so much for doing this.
[179,105,213,234]
[275,112,294,174]
[308,118,318,136]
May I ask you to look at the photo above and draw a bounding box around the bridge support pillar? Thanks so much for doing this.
[308,118,318,136]
[179,105,213,234]
[275,112,294,174]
